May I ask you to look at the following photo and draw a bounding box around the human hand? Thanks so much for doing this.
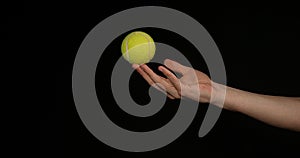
[134,60,300,132]
[132,59,213,103]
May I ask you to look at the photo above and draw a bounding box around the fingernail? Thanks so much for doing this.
[132,64,141,69]
[158,66,163,71]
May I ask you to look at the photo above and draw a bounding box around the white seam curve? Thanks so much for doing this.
[126,33,134,63]
[125,39,130,63]
[139,32,151,62]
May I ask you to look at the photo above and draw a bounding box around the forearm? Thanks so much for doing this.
[212,83,300,131]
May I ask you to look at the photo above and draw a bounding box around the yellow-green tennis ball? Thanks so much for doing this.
[121,31,156,64]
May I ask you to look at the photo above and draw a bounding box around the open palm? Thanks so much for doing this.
[133,59,213,103]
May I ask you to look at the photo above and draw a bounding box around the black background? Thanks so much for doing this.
[38,1,300,157]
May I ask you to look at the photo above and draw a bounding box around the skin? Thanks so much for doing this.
[132,59,300,132]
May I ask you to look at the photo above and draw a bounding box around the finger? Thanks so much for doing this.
[158,66,182,95]
[168,95,175,99]
[152,83,167,95]
[151,84,176,99]
[132,64,140,69]
[133,64,175,99]
[153,83,176,99]
[133,64,155,86]
[140,64,168,86]
[164,59,189,75]
[141,65,179,97]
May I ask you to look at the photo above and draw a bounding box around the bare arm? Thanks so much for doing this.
[133,59,300,132]
[214,83,300,131]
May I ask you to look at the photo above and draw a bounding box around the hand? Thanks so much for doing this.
[132,59,213,103]
[133,59,300,131]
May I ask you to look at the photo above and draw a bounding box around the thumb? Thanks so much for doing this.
[164,59,189,75]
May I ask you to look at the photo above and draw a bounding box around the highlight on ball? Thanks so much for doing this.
[121,31,156,64]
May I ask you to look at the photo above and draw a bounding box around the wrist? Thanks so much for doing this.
[209,82,234,111]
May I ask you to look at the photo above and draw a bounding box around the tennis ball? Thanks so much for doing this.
[121,31,156,64]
